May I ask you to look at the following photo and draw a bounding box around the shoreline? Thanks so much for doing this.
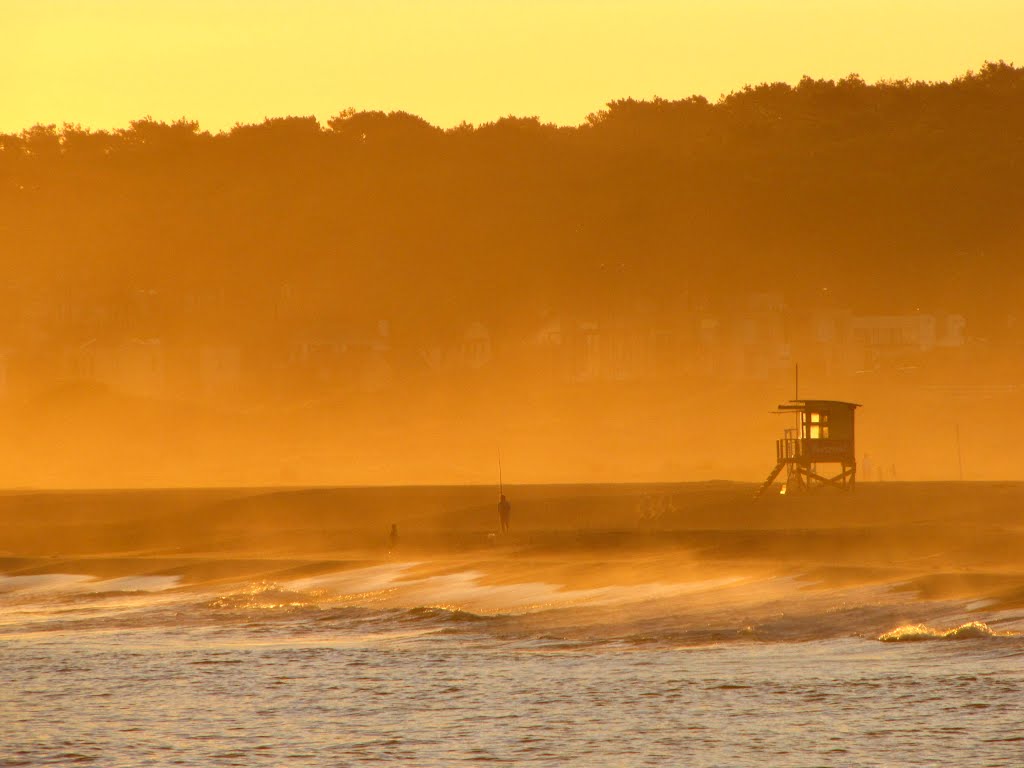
[1,481,1023,608]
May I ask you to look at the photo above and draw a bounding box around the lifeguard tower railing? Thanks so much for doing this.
[776,431,855,464]
[776,429,800,462]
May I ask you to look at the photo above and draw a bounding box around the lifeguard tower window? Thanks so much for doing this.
[803,412,829,439]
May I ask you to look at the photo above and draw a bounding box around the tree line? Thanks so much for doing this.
[2,62,1023,345]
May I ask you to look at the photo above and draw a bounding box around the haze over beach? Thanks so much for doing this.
[4,60,1024,486]
[4,2,1024,766]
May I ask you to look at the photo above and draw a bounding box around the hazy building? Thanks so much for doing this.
[0,350,9,398]
[288,320,393,392]
[66,337,165,398]
[459,322,492,370]
[199,345,243,398]
[852,313,966,370]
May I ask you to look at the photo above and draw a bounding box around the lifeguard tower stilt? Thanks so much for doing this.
[755,399,860,499]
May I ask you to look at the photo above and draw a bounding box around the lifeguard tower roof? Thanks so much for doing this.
[775,399,861,412]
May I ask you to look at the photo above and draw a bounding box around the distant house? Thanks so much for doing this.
[524,314,677,383]
[199,345,243,397]
[66,338,165,397]
[527,316,569,380]
[851,313,966,370]
[853,314,937,350]
[700,294,791,381]
[460,322,492,370]
[418,321,494,374]
[803,308,859,377]
[289,320,393,392]
[0,350,8,398]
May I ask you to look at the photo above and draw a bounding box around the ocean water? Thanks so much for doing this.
[3,564,1023,767]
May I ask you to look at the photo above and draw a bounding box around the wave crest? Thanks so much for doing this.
[403,606,490,623]
[878,621,1015,642]
[207,581,328,610]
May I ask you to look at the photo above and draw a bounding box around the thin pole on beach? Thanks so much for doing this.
[498,448,503,497]
[956,424,964,481]
[793,363,801,444]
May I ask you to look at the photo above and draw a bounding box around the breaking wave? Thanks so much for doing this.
[206,581,330,610]
[878,621,1018,642]
[203,580,496,630]
[403,605,490,623]
[6,565,1024,649]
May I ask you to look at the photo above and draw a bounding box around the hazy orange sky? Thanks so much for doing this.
[5,0,1023,133]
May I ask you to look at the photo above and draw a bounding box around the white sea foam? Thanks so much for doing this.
[286,564,750,614]
[0,574,95,593]
[0,573,179,595]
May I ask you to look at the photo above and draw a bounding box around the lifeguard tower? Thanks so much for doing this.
[755,399,860,499]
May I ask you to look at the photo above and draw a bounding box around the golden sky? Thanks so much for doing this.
[5,0,1023,132]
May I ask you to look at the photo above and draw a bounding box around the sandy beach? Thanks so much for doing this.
[3,481,1022,609]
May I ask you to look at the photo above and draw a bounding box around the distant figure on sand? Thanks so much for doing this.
[388,523,399,550]
[498,494,511,533]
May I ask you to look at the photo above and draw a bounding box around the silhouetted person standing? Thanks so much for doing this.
[388,523,399,551]
[498,494,511,533]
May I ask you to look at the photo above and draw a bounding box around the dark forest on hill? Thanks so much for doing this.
[2,62,1022,339]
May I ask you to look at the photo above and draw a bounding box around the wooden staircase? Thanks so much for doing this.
[754,461,786,499]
